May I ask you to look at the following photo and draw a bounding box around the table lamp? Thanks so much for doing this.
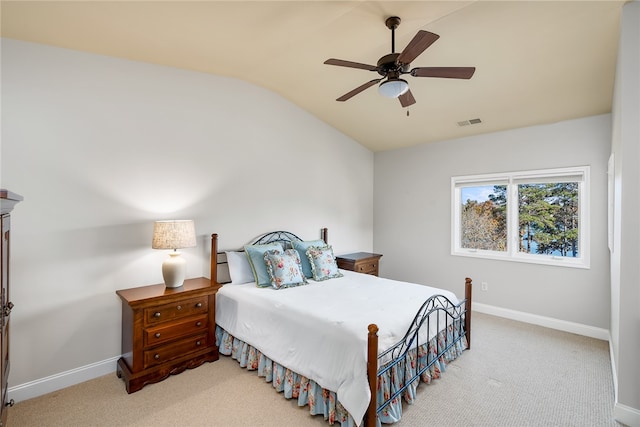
[152,220,197,288]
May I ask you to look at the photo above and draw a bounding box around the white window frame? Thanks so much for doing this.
[451,166,590,269]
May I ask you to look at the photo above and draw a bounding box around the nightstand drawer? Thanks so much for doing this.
[336,252,382,277]
[144,314,209,347]
[355,262,378,275]
[144,296,208,325]
[143,333,209,369]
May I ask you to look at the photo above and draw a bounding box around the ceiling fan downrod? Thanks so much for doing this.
[385,16,401,53]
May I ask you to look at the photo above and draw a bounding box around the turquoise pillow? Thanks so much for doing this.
[263,249,308,289]
[244,242,284,287]
[306,245,343,281]
[292,239,326,278]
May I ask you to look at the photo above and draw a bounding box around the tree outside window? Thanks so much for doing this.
[517,183,579,257]
[460,185,506,251]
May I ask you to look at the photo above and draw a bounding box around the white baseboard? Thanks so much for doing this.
[609,332,619,403]
[8,356,119,403]
[614,402,640,427]
[472,302,610,340]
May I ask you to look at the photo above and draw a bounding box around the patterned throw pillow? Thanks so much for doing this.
[244,243,285,287]
[263,249,308,290]
[306,245,343,281]
[292,239,326,278]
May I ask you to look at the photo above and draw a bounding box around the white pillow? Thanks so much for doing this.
[225,251,254,285]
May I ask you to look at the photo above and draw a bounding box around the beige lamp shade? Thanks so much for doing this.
[152,220,196,288]
[152,220,196,250]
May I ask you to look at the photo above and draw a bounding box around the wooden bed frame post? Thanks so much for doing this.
[365,324,379,427]
[210,233,218,285]
[464,277,472,349]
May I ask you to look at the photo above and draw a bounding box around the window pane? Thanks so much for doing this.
[518,182,579,257]
[452,167,588,268]
[460,185,507,251]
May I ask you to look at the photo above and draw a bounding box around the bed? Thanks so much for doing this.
[210,228,471,427]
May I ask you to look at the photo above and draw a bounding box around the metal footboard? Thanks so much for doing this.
[365,278,472,427]
[376,294,468,412]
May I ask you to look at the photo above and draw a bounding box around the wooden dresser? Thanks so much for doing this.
[336,252,383,276]
[0,190,22,426]
[116,277,221,393]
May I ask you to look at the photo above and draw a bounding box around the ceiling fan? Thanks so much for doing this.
[324,16,476,107]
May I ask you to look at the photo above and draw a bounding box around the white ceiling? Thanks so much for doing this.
[1,1,626,152]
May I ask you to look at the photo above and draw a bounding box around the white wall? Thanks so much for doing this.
[610,2,640,425]
[374,115,611,329]
[0,39,374,397]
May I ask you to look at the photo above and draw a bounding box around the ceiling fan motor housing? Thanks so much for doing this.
[376,53,409,77]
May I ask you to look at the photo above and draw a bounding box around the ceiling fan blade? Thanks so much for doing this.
[324,58,378,71]
[396,30,440,65]
[398,89,416,107]
[336,78,383,102]
[411,67,476,79]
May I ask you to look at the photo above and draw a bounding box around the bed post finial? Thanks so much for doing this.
[465,277,472,349]
[211,234,219,285]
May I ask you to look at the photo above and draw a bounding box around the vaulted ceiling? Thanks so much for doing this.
[1,1,626,151]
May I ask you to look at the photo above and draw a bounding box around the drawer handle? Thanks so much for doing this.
[196,302,202,308]
[154,354,160,360]
[3,301,14,317]
[196,341,202,346]
[155,333,161,338]
[154,312,161,318]
[196,321,202,327]
[176,305,182,310]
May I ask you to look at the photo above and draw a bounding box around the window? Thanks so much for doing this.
[452,167,589,268]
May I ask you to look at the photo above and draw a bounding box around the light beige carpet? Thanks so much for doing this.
[8,313,623,427]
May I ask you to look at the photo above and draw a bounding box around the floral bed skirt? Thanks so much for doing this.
[215,324,467,426]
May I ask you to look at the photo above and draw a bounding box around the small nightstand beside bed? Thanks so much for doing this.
[211,229,471,427]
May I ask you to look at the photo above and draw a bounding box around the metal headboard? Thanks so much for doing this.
[249,230,303,249]
[210,228,328,285]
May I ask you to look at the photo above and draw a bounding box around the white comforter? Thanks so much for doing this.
[215,269,460,426]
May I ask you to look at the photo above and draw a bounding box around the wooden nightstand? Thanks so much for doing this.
[336,252,383,276]
[116,277,221,393]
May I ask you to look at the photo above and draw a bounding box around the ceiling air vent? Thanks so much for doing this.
[457,118,482,127]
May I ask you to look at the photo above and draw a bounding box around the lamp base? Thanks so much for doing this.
[162,251,187,288]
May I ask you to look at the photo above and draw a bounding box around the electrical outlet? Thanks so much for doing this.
[481,282,488,291]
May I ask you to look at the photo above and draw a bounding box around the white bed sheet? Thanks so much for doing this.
[215,269,460,426]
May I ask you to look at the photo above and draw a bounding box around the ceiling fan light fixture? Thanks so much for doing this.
[378,79,409,98]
